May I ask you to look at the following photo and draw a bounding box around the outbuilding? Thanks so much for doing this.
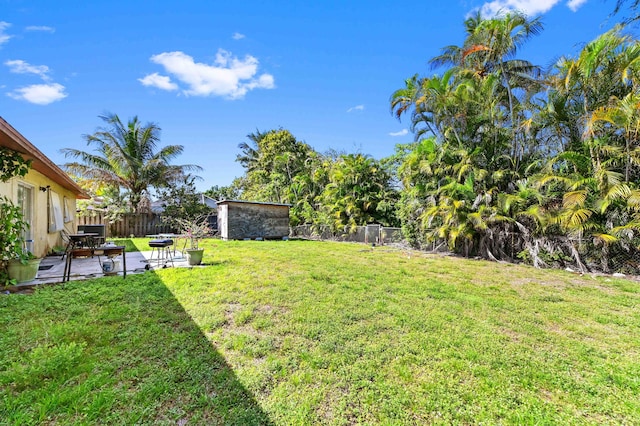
[217,200,290,240]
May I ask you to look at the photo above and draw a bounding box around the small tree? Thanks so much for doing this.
[157,174,211,231]
[175,214,211,249]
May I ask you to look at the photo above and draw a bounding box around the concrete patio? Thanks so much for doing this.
[8,249,194,290]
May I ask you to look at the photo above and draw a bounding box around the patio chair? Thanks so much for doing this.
[77,224,106,247]
[61,230,72,261]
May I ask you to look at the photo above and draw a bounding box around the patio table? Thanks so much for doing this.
[63,245,126,282]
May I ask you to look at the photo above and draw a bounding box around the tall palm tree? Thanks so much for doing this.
[236,129,267,172]
[432,12,543,161]
[62,113,200,212]
[390,74,421,121]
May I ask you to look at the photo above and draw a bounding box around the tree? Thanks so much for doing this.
[431,11,543,168]
[62,113,201,212]
[237,128,314,203]
[391,13,544,259]
[236,129,267,172]
[612,0,640,23]
[204,184,240,201]
[157,174,212,229]
[0,147,31,182]
[319,154,398,232]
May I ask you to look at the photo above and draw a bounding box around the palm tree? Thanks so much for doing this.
[462,12,543,166]
[321,154,397,232]
[62,113,200,212]
[589,92,640,182]
[236,129,267,172]
[390,74,421,121]
[612,0,640,23]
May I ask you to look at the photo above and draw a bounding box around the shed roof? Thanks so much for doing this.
[217,199,291,207]
[0,117,88,199]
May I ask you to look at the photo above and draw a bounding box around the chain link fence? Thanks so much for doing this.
[291,225,640,276]
[291,224,405,245]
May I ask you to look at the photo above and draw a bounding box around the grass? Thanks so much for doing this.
[109,238,140,252]
[2,239,639,424]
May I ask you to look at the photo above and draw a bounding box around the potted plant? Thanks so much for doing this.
[177,214,211,265]
[0,196,41,284]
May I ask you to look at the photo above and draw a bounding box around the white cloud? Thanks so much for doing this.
[5,59,51,80]
[138,72,178,91]
[566,0,587,11]
[475,0,587,17]
[7,83,67,105]
[347,104,364,113]
[232,32,245,40]
[25,25,55,33]
[142,49,275,99]
[389,129,409,137]
[0,21,12,46]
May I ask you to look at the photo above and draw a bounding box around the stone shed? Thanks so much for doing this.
[217,200,290,240]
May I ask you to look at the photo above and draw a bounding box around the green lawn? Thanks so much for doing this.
[1,239,639,424]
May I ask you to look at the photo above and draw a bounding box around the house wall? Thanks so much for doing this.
[218,202,289,240]
[0,168,77,257]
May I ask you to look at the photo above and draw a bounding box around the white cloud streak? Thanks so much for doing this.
[141,49,275,99]
[0,21,12,46]
[7,83,67,105]
[138,72,178,91]
[475,0,587,17]
[232,32,245,40]
[25,25,55,33]
[347,104,364,113]
[5,59,51,80]
[389,129,409,137]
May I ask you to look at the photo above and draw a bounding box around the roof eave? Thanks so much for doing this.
[0,116,89,199]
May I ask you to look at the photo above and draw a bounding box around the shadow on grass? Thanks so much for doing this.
[0,271,273,425]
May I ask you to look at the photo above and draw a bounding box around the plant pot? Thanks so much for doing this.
[186,249,204,266]
[7,258,42,283]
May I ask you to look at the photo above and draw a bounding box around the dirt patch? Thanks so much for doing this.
[2,284,37,294]
[498,326,523,343]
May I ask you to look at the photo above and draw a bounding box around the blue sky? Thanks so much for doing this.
[0,0,626,191]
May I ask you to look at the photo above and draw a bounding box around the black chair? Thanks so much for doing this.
[61,230,72,261]
[77,224,106,246]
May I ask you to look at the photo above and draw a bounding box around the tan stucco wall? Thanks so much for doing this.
[0,168,77,257]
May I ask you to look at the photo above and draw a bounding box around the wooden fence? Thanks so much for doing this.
[77,212,175,238]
